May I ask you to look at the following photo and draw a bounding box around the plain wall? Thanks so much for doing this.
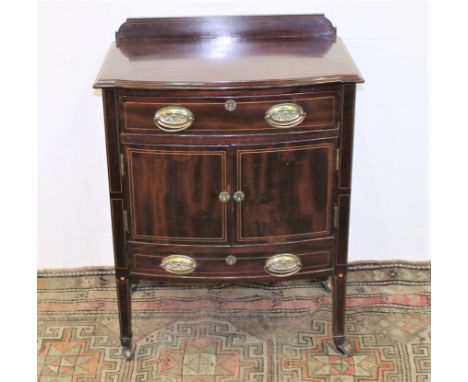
[38,0,428,268]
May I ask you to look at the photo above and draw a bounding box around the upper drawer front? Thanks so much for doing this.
[120,91,339,134]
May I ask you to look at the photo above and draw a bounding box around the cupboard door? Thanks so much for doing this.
[235,141,336,243]
[126,146,229,244]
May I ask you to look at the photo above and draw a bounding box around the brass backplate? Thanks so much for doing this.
[160,254,197,274]
[265,103,306,128]
[154,106,194,132]
[264,253,302,277]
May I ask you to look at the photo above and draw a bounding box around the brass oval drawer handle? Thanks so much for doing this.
[265,103,306,128]
[265,254,302,277]
[160,255,197,274]
[153,106,194,132]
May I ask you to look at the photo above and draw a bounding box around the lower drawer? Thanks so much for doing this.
[131,248,334,282]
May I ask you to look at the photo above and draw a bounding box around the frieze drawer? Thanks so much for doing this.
[120,92,339,134]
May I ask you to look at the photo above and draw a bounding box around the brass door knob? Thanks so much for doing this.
[265,103,306,128]
[153,106,194,132]
[218,191,230,202]
[233,191,245,202]
[265,254,302,277]
[160,255,197,274]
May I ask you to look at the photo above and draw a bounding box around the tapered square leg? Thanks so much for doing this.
[116,271,133,360]
[333,270,349,355]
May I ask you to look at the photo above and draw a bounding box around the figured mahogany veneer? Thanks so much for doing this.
[121,91,339,133]
[133,250,333,281]
[94,14,363,359]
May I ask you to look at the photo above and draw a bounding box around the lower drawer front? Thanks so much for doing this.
[132,249,333,281]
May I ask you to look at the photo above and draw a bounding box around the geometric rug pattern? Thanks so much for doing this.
[38,260,431,381]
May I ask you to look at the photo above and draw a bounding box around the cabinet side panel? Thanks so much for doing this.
[339,83,356,190]
[110,199,127,268]
[336,194,351,265]
[102,89,127,268]
[102,89,122,193]
[336,84,357,265]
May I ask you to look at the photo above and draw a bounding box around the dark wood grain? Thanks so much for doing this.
[338,83,357,190]
[121,91,338,133]
[331,83,357,346]
[115,269,132,347]
[126,236,335,254]
[94,39,362,89]
[102,89,122,193]
[126,146,229,244]
[110,199,127,268]
[115,15,336,43]
[94,15,363,90]
[95,14,363,356]
[128,237,335,284]
[333,268,347,343]
[132,250,332,281]
[117,82,342,98]
[119,129,341,146]
[236,140,336,243]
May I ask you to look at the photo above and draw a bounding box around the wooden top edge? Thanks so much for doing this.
[115,14,337,45]
[93,76,364,90]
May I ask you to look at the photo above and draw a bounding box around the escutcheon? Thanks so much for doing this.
[225,255,237,265]
[265,253,302,277]
[160,255,197,274]
[224,99,237,112]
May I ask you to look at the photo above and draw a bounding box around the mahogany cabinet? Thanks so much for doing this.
[94,14,364,360]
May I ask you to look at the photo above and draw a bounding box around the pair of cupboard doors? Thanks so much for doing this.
[124,138,338,247]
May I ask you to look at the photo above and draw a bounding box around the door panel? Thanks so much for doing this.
[235,140,336,243]
[126,146,229,244]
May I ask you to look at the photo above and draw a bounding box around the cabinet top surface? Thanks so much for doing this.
[94,15,364,90]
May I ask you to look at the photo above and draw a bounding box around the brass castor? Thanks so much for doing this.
[321,276,332,293]
[333,336,350,356]
[123,348,133,361]
[131,279,140,293]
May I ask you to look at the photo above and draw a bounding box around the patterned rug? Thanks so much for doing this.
[37,261,430,382]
